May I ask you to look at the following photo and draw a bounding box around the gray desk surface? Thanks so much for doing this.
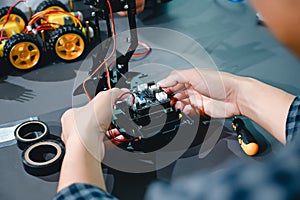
[1,0,300,200]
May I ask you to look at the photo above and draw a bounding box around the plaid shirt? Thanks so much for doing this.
[54,96,300,200]
[286,96,300,143]
[53,183,118,200]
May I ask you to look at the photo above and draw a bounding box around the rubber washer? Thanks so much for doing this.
[22,139,65,176]
[15,120,49,150]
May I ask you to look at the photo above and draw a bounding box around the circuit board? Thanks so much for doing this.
[110,80,194,152]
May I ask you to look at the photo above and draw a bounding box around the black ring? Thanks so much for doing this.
[15,120,49,150]
[22,139,65,176]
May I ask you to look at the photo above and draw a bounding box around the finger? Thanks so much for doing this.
[90,88,124,130]
[201,95,233,118]
[182,105,197,116]
[136,0,145,13]
[174,101,185,111]
[161,83,186,94]
[111,88,131,103]
[158,70,199,88]
[190,94,231,118]
[114,88,132,103]
[174,98,192,110]
[136,6,144,14]
[188,91,222,118]
[173,90,189,101]
[173,98,190,109]
[157,71,181,88]
[170,91,189,106]
[186,89,204,113]
[136,0,145,8]
[117,11,127,17]
[159,69,223,99]
[93,88,124,106]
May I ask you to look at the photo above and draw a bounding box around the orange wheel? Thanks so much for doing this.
[48,25,86,62]
[0,14,26,30]
[4,34,42,70]
[55,33,85,60]
[9,42,40,70]
[0,7,27,34]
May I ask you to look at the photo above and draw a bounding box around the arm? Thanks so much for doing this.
[57,121,106,192]
[145,130,300,200]
[237,77,295,144]
[57,88,125,192]
[145,98,300,200]
[158,68,295,144]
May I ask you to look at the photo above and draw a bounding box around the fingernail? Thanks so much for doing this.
[173,93,180,99]
[183,105,192,113]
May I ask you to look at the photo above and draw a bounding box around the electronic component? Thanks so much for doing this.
[110,82,194,152]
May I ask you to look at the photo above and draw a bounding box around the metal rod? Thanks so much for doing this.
[69,0,74,12]
[28,7,33,18]
[85,21,90,42]
[40,30,46,52]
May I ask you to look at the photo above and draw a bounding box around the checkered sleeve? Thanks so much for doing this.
[286,96,300,143]
[145,136,300,200]
[53,183,118,200]
[145,97,300,200]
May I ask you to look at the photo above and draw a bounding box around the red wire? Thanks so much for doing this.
[133,41,151,57]
[107,129,131,143]
[83,0,117,101]
[83,1,151,145]
[27,10,74,26]
[105,62,112,89]
[82,2,150,144]
[115,91,135,104]
[28,23,60,33]
[113,136,131,143]
[23,10,80,35]
[0,0,26,41]
[82,1,152,100]
[25,10,78,34]
[109,59,116,69]
[35,27,54,32]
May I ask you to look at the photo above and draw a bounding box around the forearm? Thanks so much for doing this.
[57,136,106,192]
[237,77,295,144]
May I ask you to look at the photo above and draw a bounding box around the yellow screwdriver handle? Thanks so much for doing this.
[232,118,259,156]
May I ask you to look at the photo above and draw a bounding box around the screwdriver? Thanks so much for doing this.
[231,118,259,156]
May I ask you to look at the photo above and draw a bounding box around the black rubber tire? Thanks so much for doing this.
[0,6,28,29]
[48,25,86,62]
[4,33,42,70]
[22,139,65,176]
[15,120,50,150]
[35,0,69,13]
